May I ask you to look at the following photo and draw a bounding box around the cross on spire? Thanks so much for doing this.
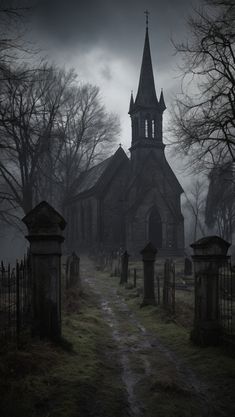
[144,10,149,28]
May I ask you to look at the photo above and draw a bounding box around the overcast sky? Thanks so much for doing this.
[4,0,203,181]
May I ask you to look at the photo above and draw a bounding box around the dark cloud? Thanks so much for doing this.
[30,0,202,63]
[100,64,112,81]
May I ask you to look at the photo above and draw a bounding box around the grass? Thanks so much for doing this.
[115,278,235,416]
[0,285,128,417]
[92,265,235,417]
[1,258,235,417]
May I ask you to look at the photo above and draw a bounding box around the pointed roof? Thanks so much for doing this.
[135,28,158,108]
[128,91,134,114]
[159,89,166,112]
[74,147,129,197]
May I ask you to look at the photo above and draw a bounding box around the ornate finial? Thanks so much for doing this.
[119,143,122,148]
[144,10,149,28]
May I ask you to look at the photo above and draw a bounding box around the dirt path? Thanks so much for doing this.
[81,258,217,417]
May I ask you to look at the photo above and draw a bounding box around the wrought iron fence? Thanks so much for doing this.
[0,256,31,346]
[219,261,235,342]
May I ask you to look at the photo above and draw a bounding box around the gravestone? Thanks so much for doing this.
[66,252,80,289]
[120,250,130,285]
[184,257,192,276]
[140,242,157,307]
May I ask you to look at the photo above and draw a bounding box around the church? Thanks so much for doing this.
[65,23,185,257]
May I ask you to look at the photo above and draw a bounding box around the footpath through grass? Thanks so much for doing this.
[1,257,235,417]
[88,260,235,417]
[0,285,128,417]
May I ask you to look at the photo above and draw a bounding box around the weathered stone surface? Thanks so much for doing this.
[22,201,66,340]
[190,235,230,346]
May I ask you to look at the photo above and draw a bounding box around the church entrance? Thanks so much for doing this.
[148,207,162,249]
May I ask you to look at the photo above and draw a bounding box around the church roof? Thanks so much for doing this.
[75,146,129,197]
[134,28,158,108]
[76,157,113,194]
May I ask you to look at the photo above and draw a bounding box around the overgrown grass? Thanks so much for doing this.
[114,277,235,416]
[0,285,128,417]
[91,264,235,416]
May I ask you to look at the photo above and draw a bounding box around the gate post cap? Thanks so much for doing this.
[191,235,230,256]
[22,201,66,235]
[140,242,157,260]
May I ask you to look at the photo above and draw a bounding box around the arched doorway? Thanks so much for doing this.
[148,207,162,249]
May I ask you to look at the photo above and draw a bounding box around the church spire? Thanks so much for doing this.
[159,89,166,112]
[128,91,134,114]
[134,13,158,108]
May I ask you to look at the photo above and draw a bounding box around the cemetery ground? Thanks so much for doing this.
[1,258,235,417]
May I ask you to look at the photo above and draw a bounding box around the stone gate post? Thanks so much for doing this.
[22,201,66,340]
[191,236,230,346]
[141,242,157,307]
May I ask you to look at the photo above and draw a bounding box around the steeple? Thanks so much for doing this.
[159,89,166,112]
[129,13,166,152]
[135,26,158,108]
[129,91,134,114]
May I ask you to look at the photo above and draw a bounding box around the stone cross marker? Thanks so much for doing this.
[191,235,230,346]
[22,201,66,340]
[140,242,157,307]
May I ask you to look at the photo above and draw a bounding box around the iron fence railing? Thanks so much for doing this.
[0,256,31,346]
[219,262,235,341]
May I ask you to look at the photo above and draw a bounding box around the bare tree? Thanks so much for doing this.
[183,179,207,242]
[0,1,34,76]
[0,62,120,226]
[170,0,235,171]
[205,162,235,240]
[0,63,76,223]
[46,83,120,212]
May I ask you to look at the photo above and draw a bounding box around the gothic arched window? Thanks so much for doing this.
[152,120,155,138]
[145,119,148,138]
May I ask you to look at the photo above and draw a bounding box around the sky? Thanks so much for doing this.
[28,1,201,152]
[4,0,202,179]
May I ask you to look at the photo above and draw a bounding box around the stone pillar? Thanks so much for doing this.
[120,251,130,285]
[140,242,157,307]
[22,201,66,340]
[191,236,230,346]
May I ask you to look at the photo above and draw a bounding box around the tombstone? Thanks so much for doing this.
[66,252,80,289]
[140,242,157,307]
[133,268,137,288]
[190,236,230,346]
[120,250,130,285]
[22,201,66,340]
[163,259,175,313]
[184,257,192,276]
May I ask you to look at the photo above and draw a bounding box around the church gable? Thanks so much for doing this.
[75,146,129,199]
[127,150,183,205]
